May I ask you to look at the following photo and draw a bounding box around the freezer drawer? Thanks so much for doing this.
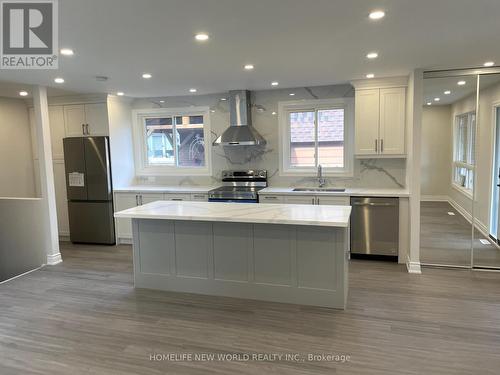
[350,197,399,257]
[68,201,115,244]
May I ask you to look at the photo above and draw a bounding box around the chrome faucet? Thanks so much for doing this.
[317,164,326,188]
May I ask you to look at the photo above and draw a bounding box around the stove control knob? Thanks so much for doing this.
[259,171,266,177]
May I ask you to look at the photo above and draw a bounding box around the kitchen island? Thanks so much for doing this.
[114,201,351,308]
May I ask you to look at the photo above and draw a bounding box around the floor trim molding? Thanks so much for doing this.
[47,253,63,265]
[406,259,422,274]
[0,266,43,285]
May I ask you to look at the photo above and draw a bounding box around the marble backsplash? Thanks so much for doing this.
[132,84,406,189]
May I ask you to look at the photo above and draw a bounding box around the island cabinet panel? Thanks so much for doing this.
[213,223,252,282]
[297,227,337,290]
[253,224,294,286]
[174,221,211,278]
[130,219,348,309]
[138,220,173,275]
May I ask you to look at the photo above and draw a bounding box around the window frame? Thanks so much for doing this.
[452,111,476,197]
[132,106,212,176]
[278,98,354,176]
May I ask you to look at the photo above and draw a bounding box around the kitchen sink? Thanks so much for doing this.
[292,188,346,192]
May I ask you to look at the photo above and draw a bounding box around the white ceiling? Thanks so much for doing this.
[1,0,500,98]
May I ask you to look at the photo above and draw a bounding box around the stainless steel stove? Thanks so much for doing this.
[208,170,268,203]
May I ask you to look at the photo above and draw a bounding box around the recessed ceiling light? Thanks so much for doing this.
[159,100,165,103]
[220,98,227,101]
[210,109,216,113]
[54,77,64,84]
[444,90,451,95]
[60,48,74,56]
[194,33,209,41]
[427,102,432,106]
[271,81,279,86]
[116,92,124,96]
[369,10,385,20]
[19,90,28,96]
[457,80,466,86]
[484,61,495,67]
[142,73,152,79]
[244,64,254,70]
[272,111,277,115]
[434,97,440,101]
[289,93,295,96]
[366,52,378,59]
[189,88,197,93]
[366,73,375,79]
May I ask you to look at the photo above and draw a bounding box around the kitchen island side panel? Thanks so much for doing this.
[131,219,348,308]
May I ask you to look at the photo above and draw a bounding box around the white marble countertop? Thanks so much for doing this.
[114,200,352,227]
[258,187,409,197]
[113,185,217,194]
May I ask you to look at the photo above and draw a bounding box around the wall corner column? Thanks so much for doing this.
[406,69,423,274]
[33,86,62,265]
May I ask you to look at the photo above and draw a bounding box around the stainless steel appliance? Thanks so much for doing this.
[208,170,267,203]
[350,197,399,260]
[63,137,115,244]
[213,90,266,146]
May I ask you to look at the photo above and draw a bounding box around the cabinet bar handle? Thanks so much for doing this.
[82,124,85,135]
[375,139,378,152]
[135,194,139,205]
[381,139,384,153]
[312,197,315,204]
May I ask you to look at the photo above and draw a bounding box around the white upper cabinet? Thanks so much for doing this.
[29,105,66,160]
[63,105,86,137]
[84,103,109,136]
[379,87,406,155]
[353,78,407,157]
[354,89,380,155]
[64,103,109,137]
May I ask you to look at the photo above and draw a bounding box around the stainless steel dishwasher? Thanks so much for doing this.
[350,197,399,260]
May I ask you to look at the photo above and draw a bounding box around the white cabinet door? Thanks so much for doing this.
[316,196,349,206]
[114,193,138,240]
[379,87,406,155]
[164,193,191,201]
[191,193,208,201]
[64,105,86,137]
[85,103,109,136]
[53,161,69,236]
[259,195,284,204]
[284,195,316,205]
[49,106,65,159]
[140,193,165,205]
[355,89,380,155]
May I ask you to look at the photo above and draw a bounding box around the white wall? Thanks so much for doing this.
[0,97,35,197]
[421,106,452,197]
[129,84,407,189]
[107,96,135,188]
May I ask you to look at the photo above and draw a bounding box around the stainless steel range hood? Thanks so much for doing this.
[214,90,266,146]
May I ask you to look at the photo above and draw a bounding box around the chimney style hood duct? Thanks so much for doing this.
[214,90,266,146]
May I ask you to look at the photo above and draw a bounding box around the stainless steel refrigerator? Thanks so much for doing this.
[63,137,115,245]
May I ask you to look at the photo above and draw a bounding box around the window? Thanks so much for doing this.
[453,111,476,194]
[279,98,353,175]
[133,107,211,176]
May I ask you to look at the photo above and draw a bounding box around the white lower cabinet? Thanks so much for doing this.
[191,193,208,201]
[164,193,191,201]
[259,195,284,204]
[140,193,164,204]
[284,195,316,205]
[316,196,350,206]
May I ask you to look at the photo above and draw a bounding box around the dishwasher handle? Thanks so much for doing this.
[351,202,396,207]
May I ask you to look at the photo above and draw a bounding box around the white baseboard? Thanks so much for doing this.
[118,237,132,245]
[421,195,449,202]
[406,258,422,274]
[46,253,63,265]
[0,266,43,285]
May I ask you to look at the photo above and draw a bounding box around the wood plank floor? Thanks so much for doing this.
[1,242,500,374]
[421,201,500,267]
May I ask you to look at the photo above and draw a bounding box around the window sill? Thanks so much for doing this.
[451,183,473,199]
